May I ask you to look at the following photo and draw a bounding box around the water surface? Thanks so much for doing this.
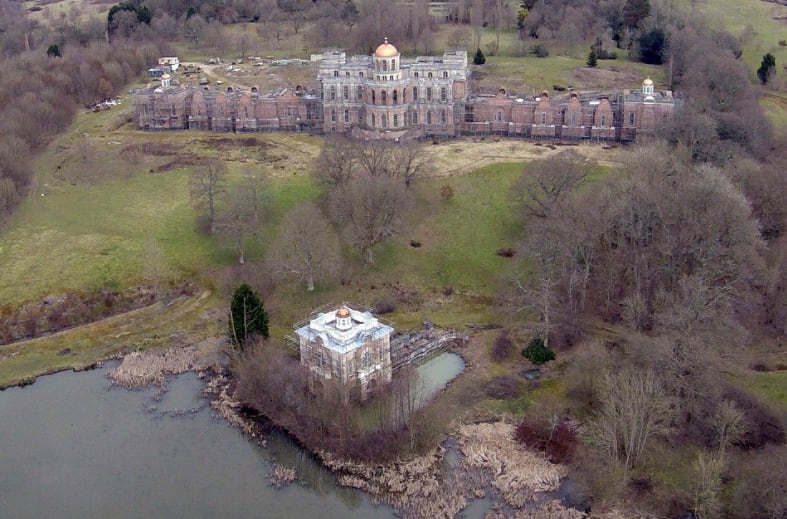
[0,366,394,519]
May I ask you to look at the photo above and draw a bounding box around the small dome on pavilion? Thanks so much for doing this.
[375,38,399,58]
[643,77,654,86]
[336,306,351,318]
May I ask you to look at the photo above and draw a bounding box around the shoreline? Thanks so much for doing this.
[8,338,618,518]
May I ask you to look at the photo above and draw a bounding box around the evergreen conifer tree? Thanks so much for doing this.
[473,48,486,65]
[229,283,269,348]
[587,49,598,68]
[757,53,776,85]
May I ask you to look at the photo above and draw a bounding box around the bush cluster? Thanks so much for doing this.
[515,416,577,463]
[522,337,555,364]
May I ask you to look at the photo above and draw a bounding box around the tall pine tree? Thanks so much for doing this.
[229,283,269,349]
[757,53,776,85]
[587,49,598,68]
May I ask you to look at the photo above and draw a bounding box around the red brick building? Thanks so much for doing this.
[134,42,675,142]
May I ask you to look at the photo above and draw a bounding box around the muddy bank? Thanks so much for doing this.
[317,421,591,519]
[0,283,198,345]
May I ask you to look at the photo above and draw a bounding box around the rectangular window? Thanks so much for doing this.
[427,88,432,101]
[440,87,447,102]
[413,111,418,124]
[413,87,418,101]
[357,86,362,100]
[393,114,398,127]
[629,113,635,126]
[426,111,432,124]
[344,110,349,123]
[343,86,349,100]
[286,107,294,117]
[331,109,336,122]
[330,86,336,101]
[440,110,446,125]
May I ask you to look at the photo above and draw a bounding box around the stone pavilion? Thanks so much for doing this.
[295,305,394,399]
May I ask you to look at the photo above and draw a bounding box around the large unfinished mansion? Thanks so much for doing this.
[134,39,676,142]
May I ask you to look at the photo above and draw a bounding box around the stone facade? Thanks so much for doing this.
[134,40,676,142]
[295,306,394,400]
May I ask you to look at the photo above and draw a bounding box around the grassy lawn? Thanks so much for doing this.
[691,0,787,74]
[743,370,787,408]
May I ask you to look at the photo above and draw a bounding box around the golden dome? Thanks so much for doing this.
[374,38,399,58]
[336,306,351,318]
[643,77,654,86]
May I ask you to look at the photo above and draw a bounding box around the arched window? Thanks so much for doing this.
[372,90,376,104]
[413,87,418,101]
[389,75,393,81]
[390,59,395,70]
[357,86,362,100]
[359,71,364,77]
[382,114,387,128]
[345,71,350,77]
[541,112,546,125]
[496,110,502,122]
[413,111,418,124]
[382,60,388,72]
[443,71,448,78]
[414,72,419,78]
[381,91,387,105]
[393,114,398,127]
[361,350,371,369]
[333,70,338,77]
[428,72,433,78]
[601,114,606,127]
[440,87,447,102]
[393,90,398,105]
[426,111,432,124]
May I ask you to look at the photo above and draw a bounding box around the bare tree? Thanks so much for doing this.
[513,150,590,219]
[216,178,262,265]
[392,143,431,188]
[690,450,724,519]
[712,400,748,454]
[189,159,227,234]
[357,141,395,178]
[315,134,358,187]
[330,175,408,263]
[583,368,673,470]
[182,14,205,48]
[268,202,341,291]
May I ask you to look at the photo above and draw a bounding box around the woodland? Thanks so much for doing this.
[0,0,785,517]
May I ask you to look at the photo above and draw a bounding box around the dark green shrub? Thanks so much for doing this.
[522,337,555,364]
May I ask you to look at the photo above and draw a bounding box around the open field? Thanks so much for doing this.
[691,0,787,73]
